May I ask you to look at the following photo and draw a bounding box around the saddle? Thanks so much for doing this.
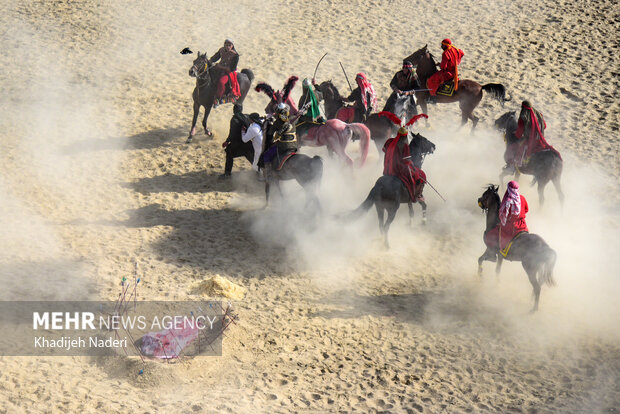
[275,151,296,170]
[499,231,527,258]
[437,78,457,97]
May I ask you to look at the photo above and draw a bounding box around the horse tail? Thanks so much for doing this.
[241,68,254,83]
[349,123,370,166]
[482,83,511,107]
[539,247,557,287]
[344,185,377,221]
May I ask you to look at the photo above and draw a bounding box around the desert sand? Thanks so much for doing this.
[0,0,618,412]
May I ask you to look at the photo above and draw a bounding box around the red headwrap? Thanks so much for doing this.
[442,38,452,46]
[355,73,377,112]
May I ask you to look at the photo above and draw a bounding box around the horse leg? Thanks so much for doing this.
[202,106,213,137]
[495,253,503,276]
[407,202,414,227]
[264,181,271,208]
[330,141,354,167]
[187,100,201,143]
[522,259,541,312]
[375,203,385,237]
[552,175,565,207]
[419,200,427,225]
[537,179,547,208]
[382,202,399,249]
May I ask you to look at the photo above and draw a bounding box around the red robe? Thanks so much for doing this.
[427,46,464,95]
[484,195,529,251]
[514,107,559,164]
[383,135,418,201]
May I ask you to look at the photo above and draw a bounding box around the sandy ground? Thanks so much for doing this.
[0,0,619,412]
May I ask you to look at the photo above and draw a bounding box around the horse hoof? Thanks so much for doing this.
[185,136,193,144]
[205,129,213,137]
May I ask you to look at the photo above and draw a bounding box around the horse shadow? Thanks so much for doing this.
[125,170,264,196]
[313,286,504,330]
[91,203,288,278]
[61,127,186,155]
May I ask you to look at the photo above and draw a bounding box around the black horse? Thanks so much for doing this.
[495,111,564,206]
[264,154,323,212]
[477,185,556,312]
[220,110,256,177]
[187,52,254,143]
[346,133,436,248]
[319,80,417,152]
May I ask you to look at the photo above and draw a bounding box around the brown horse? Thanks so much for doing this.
[404,45,511,130]
[477,185,556,312]
[187,52,254,143]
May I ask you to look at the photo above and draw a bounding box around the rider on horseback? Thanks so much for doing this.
[210,38,240,105]
[297,78,326,125]
[483,180,529,258]
[342,73,378,123]
[382,118,426,203]
[426,38,464,103]
[262,103,297,170]
[385,60,421,113]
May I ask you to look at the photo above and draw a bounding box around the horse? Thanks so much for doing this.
[345,133,436,248]
[404,45,511,130]
[495,111,565,207]
[477,185,557,312]
[220,111,255,177]
[319,80,417,152]
[264,154,323,212]
[187,52,254,143]
[257,80,371,166]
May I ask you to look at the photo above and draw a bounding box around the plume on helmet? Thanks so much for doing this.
[281,76,299,102]
[405,114,429,126]
[255,83,276,101]
[377,111,403,126]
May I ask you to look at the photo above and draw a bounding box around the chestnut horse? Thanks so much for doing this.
[405,45,511,130]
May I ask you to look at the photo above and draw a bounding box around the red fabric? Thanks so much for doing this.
[336,106,355,123]
[217,72,241,99]
[356,73,378,112]
[427,71,454,95]
[485,195,529,250]
[382,135,417,201]
[427,45,464,95]
[515,107,559,162]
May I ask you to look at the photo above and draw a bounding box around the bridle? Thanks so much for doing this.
[191,57,211,89]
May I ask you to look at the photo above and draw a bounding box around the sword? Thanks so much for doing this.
[313,52,328,80]
[339,61,353,92]
[422,177,446,202]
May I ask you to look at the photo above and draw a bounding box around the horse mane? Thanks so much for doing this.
[281,76,299,102]
[255,83,276,101]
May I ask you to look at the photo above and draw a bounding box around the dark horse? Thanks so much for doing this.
[495,111,565,206]
[477,185,556,312]
[221,110,254,176]
[319,80,416,152]
[187,52,254,142]
[264,154,324,212]
[346,133,436,248]
[404,45,510,130]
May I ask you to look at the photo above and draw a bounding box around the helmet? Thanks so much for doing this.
[276,102,290,121]
[302,78,312,88]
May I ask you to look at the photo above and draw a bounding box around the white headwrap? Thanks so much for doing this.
[499,181,521,226]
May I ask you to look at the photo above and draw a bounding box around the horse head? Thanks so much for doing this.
[319,80,342,102]
[494,111,517,133]
[410,133,436,155]
[189,52,211,80]
[478,185,500,211]
[404,45,437,80]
